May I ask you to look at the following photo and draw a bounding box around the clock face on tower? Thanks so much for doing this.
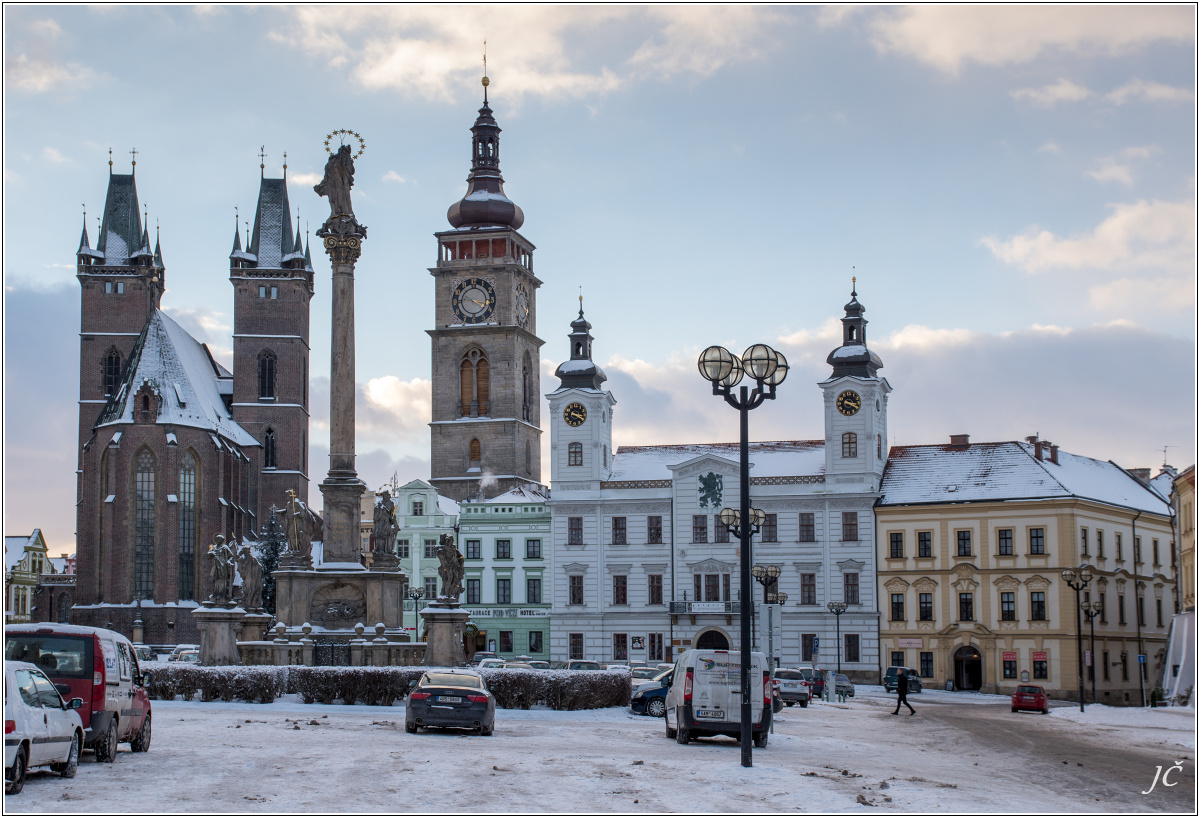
[452,277,496,324]
[836,390,861,416]
[563,402,587,427]
[515,283,530,329]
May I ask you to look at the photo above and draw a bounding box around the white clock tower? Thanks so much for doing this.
[547,302,616,491]
[820,283,891,491]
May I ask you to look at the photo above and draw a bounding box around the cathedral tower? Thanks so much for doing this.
[229,159,315,521]
[428,77,543,500]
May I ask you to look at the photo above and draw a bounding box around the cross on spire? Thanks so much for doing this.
[259,145,266,175]
[130,147,138,173]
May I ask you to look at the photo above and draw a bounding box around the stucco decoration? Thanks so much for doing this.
[993,575,1021,592]
[687,558,736,574]
[883,576,910,592]
[912,577,938,593]
[1024,575,1051,592]
[309,583,367,629]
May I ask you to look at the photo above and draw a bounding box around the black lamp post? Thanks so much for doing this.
[699,343,788,769]
[751,563,781,657]
[1081,600,1101,704]
[406,588,425,636]
[827,600,848,675]
[1061,565,1093,713]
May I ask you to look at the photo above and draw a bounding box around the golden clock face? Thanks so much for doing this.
[451,277,496,324]
[836,390,862,416]
[563,402,587,427]
[515,283,530,329]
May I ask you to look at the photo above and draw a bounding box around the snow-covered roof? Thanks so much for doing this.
[609,441,826,482]
[437,495,461,516]
[48,557,67,574]
[96,310,259,447]
[879,441,1169,515]
[482,486,549,505]
[5,534,33,573]
[1149,469,1177,501]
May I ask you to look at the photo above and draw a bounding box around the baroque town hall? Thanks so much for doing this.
[72,157,314,643]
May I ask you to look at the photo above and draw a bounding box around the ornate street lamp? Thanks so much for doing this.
[827,600,848,676]
[699,343,787,768]
[1081,600,1102,704]
[1061,565,1093,713]
[406,587,425,636]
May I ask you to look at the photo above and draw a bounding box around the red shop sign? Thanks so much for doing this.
[1031,651,1047,661]
[1002,652,1017,661]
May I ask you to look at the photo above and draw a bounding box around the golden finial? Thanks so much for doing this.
[107,148,113,172]
[283,150,287,177]
[129,147,137,172]
[259,145,266,175]
[482,40,490,102]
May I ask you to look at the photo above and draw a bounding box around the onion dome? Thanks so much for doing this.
[446,76,524,230]
[554,298,607,390]
[826,280,883,378]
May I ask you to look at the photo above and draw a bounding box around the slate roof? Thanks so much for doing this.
[249,177,294,269]
[96,310,258,447]
[95,173,142,265]
[879,441,1169,515]
[610,440,826,482]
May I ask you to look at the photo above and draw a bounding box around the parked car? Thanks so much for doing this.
[1011,684,1049,714]
[5,660,85,794]
[132,645,155,663]
[796,667,826,699]
[555,660,602,671]
[524,660,552,670]
[631,667,661,682]
[664,649,772,747]
[469,651,500,662]
[4,624,153,763]
[630,670,673,717]
[772,669,811,707]
[176,650,201,664]
[166,644,200,661]
[500,662,535,669]
[605,664,632,672]
[405,670,495,735]
[833,673,855,698]
[883,666,923,694]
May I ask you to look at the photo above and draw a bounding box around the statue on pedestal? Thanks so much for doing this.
[315,143,356,219]
[372,492,397,558]
[436,534,465,601]
[206,535,237,606]
[284,491,313,561]
[236,543,265,612]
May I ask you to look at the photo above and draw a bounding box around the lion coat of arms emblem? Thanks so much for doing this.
[698,472,723,509]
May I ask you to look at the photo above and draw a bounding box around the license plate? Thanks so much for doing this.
[436,696,462,703]
[696,709,724,719]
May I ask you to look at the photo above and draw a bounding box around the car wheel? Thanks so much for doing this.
[59,734,81,778]
[784,701,794,707]
[754,731,769,748]
[95,720,118,763]
[646,697,666,718]
[6,746,27,795]
[131,714,152,753]
[1011,707,1018,713]
[799,699,808,708]
[405,722,418,734]
[675,725,690,745]
[1042,708,1049,715]
[480,724,494,736]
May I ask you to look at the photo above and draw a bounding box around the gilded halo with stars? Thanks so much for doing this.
[323,129,366,158]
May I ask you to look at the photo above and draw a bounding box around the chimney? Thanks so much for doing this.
[949,434,970,448]
[1048,444,1058,464]
[1034,440,1043,461]
[1129,468,1151,485]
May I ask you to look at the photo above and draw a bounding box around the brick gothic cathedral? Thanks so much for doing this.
[72,159,313,643]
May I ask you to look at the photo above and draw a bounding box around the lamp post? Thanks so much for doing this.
[1081,601,1101,704]
[699,343,788,769]
[827,600,848,676]
[751,563,781,653]
[1061,565,1093,713]
[405,588,425,636]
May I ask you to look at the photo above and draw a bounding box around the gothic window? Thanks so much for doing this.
[568,442,583,466]
[476,358,489,415]
[526,441,532,475]
[264,429,277,468]
[469,438,481,464]
[841,432,857,458]
[134,450,156,599]
[103,349,122,396]
[301,430,306,471]
[302,357,307,408]
[522,354,531,421]
[459,349,490,417]
[258,351,276,400]
[178,452,197,600]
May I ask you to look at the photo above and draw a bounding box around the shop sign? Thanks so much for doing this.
[1002,652,1017,661]
[465,607,551,618]
[1031,651,1047,661]
[898,638,922,648]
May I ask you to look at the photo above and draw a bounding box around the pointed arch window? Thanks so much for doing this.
[178,452,197,600]
[134,450,156,599]
[842,432,858,458]
[264,428,277,469]
[469,438,482,465]
[458,349,490,417]
[522,354,532,421]
[103,349,122,396]
[258,351,277,400]
[526,441,532,475]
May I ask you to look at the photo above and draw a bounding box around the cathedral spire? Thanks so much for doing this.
[154,221,164,268]
[446,71,524,230]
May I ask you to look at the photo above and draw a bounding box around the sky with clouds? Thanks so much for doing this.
[4,5,1195,555]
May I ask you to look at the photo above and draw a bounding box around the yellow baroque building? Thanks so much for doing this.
[877,436,1173,705]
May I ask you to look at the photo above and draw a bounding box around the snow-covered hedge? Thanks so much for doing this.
[143,662,287,704]
[144,663,630,710]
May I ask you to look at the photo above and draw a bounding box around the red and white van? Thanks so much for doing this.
[4,624,153,761]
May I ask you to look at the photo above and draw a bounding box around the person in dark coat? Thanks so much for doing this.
[892,670,915,715]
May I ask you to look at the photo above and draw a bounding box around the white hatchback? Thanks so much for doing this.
[5,660,85,794]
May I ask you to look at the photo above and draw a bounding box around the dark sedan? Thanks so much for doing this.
[405,671,495,735]
[630,669,672,717]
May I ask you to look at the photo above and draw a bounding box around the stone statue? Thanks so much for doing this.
[206,535,237,606]
[436,534,465,601]
[236,543,265,612]
[372,492,397,557]
[284,493,313,560]
[314,144,355,219]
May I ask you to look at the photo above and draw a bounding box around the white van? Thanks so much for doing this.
[664,649,772,747]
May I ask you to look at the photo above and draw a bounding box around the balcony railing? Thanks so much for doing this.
[669,601,741,614]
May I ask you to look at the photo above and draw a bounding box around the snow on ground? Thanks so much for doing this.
[1048,703,1197,747]
[7,689,1195,813]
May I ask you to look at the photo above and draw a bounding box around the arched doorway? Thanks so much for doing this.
[954,645,983,690]
[695,630,730,650]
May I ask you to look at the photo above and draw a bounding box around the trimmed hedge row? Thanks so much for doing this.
[144,663,630,711]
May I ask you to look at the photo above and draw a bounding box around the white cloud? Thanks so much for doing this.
[288,171,322,186]
[1106,78,1195,105]
[1036,141,1061,154]
[1084,145,1158,185]
[5,52,100,93]
[1010,78,1092,107]
[382,170,406,184]
[863,6,1192,74]
[272,6,788,103]
[42,147,68,164]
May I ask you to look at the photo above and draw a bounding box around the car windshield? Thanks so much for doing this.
[424,673,482,689]
[5,634,91,679]
[1017,686,1043,694]
[774,670,803,680]
[835,674,850,682]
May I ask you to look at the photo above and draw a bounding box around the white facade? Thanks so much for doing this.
[391,480,460,632]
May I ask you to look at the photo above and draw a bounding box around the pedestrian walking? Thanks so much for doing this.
[892,670,915,715]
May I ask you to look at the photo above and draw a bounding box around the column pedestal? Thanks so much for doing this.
[240,612,274,643]
[420,603,470,667]
[193,605,246,665]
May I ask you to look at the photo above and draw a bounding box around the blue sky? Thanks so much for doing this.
[4,5,1195,555]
